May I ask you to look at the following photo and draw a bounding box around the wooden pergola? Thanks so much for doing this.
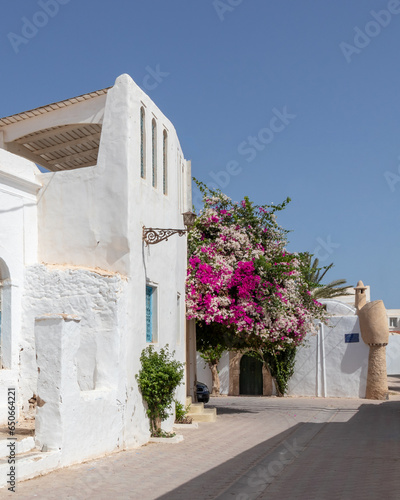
[0,88,110,171]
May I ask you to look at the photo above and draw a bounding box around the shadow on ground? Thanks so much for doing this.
[207,405,258,415]
[158,400,400,500]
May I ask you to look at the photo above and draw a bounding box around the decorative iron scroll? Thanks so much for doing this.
[143,227,186,245]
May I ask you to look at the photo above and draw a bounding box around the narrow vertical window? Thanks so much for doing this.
[177,154,183,211]
[152,119,157,188]
[140,107,146,178]
[146,284,158,343]
[176,293,181,345]
[163,130,168,195]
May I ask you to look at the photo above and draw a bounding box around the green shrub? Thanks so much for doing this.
[263,346,297,396]
[175,400,192,423]
[136,345,184,435]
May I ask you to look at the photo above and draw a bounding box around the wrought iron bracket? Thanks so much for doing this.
[143,227,187,245]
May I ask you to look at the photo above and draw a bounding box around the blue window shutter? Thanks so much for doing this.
[146,286,153,342]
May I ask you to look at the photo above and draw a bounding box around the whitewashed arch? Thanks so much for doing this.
[0,258,11,369]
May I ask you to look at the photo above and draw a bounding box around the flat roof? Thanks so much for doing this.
[0,88,110,127]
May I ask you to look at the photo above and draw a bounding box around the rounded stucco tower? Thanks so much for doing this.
[355,281,389,400]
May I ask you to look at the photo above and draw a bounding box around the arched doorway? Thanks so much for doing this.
[0,258,11,369]
[239,354,263,395]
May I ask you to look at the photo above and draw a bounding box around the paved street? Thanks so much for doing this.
[2,395,400,500]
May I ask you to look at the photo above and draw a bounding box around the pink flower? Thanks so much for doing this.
[185,188,327,345]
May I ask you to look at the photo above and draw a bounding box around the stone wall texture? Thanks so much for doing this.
[21,264,127,415]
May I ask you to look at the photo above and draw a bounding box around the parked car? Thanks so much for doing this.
[196,382,210,403]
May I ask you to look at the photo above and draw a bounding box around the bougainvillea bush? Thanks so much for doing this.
[186,182,326,365]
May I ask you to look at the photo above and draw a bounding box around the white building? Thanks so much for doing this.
[287,299,369,398]
[333,285,371,305]
[334,287,400,375]
[197,288,400,397]
[334,286,400,332]
[386,309,400,331]
[197,299,370,399]
[0,74,192,482]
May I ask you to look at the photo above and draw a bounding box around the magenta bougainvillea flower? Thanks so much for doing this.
[186,184,326,351]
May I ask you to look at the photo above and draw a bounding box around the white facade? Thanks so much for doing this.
[197,299,372,398]
[197,351,230,394]
[387,333,400,375]
[0,74,191,470]
[327,286,400,371]
[386,308,400,331]
[0,150,40,423]
[334,286,371,306]
[336,286,400,332]
[287,300,369,398]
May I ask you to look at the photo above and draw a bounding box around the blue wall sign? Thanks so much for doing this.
[345,333,359,343]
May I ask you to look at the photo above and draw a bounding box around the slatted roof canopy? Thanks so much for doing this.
[0,88,110,172]
[8,123,102,171]
[0,89,109,127]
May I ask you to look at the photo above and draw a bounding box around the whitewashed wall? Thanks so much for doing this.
[387,333,400,375]
[196,351,230,395]
[34,314,125,466]
[21,265,128,410]
[0,73,190,464]
[196,299,371,399]
[32,75,189,447]
[288,307,369,398]
[0,150,40,422]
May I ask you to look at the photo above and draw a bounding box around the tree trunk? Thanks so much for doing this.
[151,416,162,435]
[209,362,221,396]
[273,377,283,397]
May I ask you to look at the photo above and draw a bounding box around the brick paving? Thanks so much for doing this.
[1,395,399,499]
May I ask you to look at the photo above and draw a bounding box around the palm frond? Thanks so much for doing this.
[313,282,353,300]
[303,255,351,300]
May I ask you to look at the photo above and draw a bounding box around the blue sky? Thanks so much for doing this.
[1,0,399,306]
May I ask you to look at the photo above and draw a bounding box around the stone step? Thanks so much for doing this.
[173,422,199,429]
[187,402,205,414]
[187,408,217,423]
[185,396,193,407]
[0,448,61,489]
[0,436,35,459]
[149,434,184,444]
